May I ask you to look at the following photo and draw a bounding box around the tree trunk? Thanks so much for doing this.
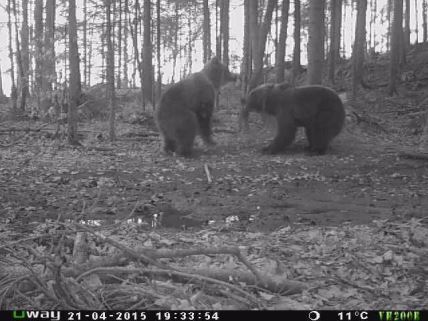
[415,0,419,42]
[20,0,30,111]
[404,0,411,49]
[275,0,290,83]
[292,0,301,81]
[387,0,392,51]
[117,0,122,89]
[101,22,106,84]
[241,0,251,95]
[221,0,230,66]
[88,25,93,87]
[171,2,179,83]
[240,0,251,130]
[307,0,325,85]
[248,0,276,90]
[143,0,153,108]
[388,0,403,96]
[216,0,221,58]
[156,0,161,101]
[274,1,279,56]
[83,0,88,87]
[249,0,259,74]
[202,0,211,63]
[187,6,193,74]
[44,0,56,94]
[68,0,81,145]
[352,0,367,98]
[123,0,129,88]
[423,0,427,42]
[372,0,377,51]
[105,0,116,141]
[34,0,43,110]
[328,0,342,84]
[129,0,143,92]
[7,0,17,110]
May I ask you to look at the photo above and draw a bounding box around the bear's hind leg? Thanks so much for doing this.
[196,105,216,146]
[308,126,330,155]
[175,115,197,157]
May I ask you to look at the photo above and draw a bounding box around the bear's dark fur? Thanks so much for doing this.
[155,57,236,157]
[242,84,345,155]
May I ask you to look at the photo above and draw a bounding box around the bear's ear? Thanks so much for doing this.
[210,57,220,64]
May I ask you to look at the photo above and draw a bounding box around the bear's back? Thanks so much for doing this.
[158,72,215,114]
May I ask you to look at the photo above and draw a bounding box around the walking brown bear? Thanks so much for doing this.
[155,57,237,157]
[241,83,345,155]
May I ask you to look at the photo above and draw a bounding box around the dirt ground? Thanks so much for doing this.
[1,98,427,233]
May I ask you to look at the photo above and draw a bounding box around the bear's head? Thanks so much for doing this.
[203,57,238,89]
[245,83,275,114]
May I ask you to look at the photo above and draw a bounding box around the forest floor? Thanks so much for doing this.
[1,50,428,310]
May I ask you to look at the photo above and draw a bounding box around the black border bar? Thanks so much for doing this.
[2,310,426,321]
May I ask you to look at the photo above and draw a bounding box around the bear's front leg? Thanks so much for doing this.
[262,115,297,154]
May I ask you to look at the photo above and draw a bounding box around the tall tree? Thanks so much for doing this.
[423,0,427,42]
[105,0,116,141]
[123,0,129,88]
[117,0,123,89]
[20,0,29,111]
[187,4,193,75]
[404,0,411,49]
[156,0,161,100]
[202,0,211,63]
[83,0,88,87]
[129,0,143,89]
[415,0,419,42]
[215,0,221,58]
[249,0,259,74]
[68,0,81,145]
[387,0,392,51]
[275,0,290,83]
[7,0,17,110]
[307,0,325,85]
[171,1,179,82]
[248,0,276,90]
[328,0,342,84]
[101,22,106,83]
[221,0,230,66]
[352,0,367,98]
[44,0,56,94]
[34,0,43,109]
[292,0,301,81]
[372,0,377,50]
[143,0,153,107]
[241,0,251,95]
[389,0,403,95]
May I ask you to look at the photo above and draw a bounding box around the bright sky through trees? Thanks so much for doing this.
[0,0,424,96]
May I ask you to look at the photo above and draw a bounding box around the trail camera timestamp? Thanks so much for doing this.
[155,312,219,321]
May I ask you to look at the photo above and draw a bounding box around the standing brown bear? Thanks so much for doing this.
[241,83,345,155]
[155,57,236,157]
